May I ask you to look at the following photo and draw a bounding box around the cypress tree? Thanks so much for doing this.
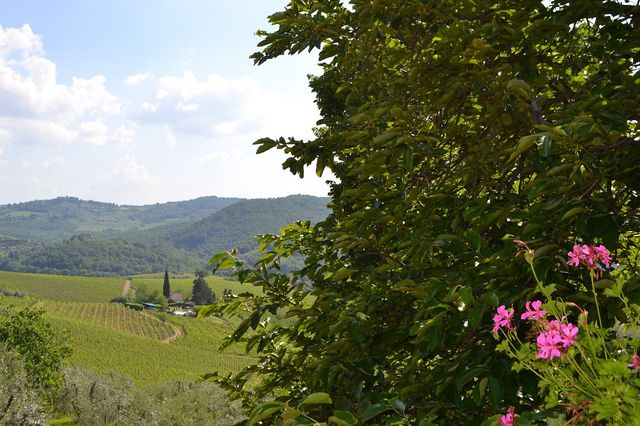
[162,269,171,299]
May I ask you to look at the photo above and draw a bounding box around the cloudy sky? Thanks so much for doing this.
[0,0,330,205]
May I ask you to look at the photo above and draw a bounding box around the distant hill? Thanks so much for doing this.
[0,195,329,276]
[0,196,243,243]
[134,194,330,258]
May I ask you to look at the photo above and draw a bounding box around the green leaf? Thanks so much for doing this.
[300,392,333,405]
[248,401,285,425]
[348,320,364,343]
[254,137,278,154]
[360,403,390,423]
[560,207,585,221]
[329,410,358,426]
[508,135,537,162]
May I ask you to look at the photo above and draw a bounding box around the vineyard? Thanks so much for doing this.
[48,311,255,386]
[0,271,259,387]
[44,302,177,341]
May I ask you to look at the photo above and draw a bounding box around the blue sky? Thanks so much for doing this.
[0,1,330,204]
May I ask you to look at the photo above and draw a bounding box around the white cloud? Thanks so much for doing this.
[123,73,150,86]
[99,154,159,187]
[164,126,177,148]
[135,70,319,142]
[41,155,66,168]
[114,125,136,151]
[0,24,121,146]
[198,149,243,165]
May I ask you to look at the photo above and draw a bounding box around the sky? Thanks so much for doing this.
[0,0,331,205]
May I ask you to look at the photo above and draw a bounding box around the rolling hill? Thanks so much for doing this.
[0,195,329,276]
[0,195,242,243]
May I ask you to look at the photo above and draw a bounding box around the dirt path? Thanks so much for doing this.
[121,279,132,297]
[163,324,184,343]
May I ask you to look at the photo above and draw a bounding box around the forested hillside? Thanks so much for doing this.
[0,195,329,276]
[134,194,330,257]
[0,195,242,243]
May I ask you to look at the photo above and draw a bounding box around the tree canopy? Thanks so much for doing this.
[210,0,640,424]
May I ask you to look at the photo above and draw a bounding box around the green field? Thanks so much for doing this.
[0,271,257,387]
[0,271,123,302]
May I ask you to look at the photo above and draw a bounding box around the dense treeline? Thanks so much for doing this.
[0,236,202,277]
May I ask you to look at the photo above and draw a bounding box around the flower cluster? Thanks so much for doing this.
[493,300,579,360]
[567,244,612,270]
[536,320,579,359]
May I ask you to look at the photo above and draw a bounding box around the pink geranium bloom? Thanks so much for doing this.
[567,244,612,270]
[492,305,514,334]
[520,300,546,322]
[559,322,579,347]
[536,320,579,359]
[536,331,564,359]
[594,245,612,268]
[629,354,640,370]
[499,406,517,426]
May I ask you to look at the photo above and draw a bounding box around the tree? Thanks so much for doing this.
[163,268,171,299]
[191,270,214,305]
[208,0,640,424]
[134,285,166,305]
[0,307,71,394]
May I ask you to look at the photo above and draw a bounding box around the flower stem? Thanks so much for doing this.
[589,270,603,328]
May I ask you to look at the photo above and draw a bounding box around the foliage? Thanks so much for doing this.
[490,243,640,424]
[0,237,202,277]
[0,344,48,425]
[134,284,168,306]
[206,0,640,424]
[0,306,71,393]
[192,270,215,305]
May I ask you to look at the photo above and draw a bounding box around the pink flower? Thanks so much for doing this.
[629,354,640,370]
[594,245,612,268]
[520,300,546,322]
[536,331,564,359]
[499,406,517,426]
[536,320,579,359]
[567,244,612,270]
[493,305,514,334]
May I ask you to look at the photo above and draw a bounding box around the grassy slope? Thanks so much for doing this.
[0,271,258,387]
[0,271,123,302]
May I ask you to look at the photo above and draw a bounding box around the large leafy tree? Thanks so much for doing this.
[209,0,640,423]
